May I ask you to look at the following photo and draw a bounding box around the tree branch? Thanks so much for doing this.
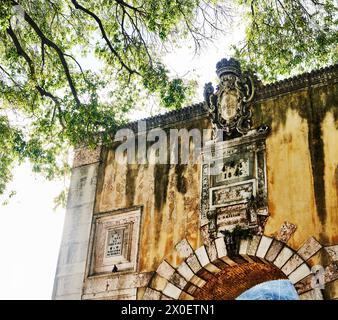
[35,85,65,128]
[71,0,140,76]
[7,25,35,78]
[114,0,145,14]
[17,6,81,106]
[0,64,22,87]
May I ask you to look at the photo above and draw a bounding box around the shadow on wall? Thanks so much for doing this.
[236,279,299,300]
[254,82,338,229]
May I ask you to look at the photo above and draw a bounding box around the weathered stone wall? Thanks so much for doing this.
[256,81,338,299]
[54,66,337,300]
[94,118,211,272]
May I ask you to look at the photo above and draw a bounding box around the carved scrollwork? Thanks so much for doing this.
[204,58,255,138]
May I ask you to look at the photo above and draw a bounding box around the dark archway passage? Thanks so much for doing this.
[193,261,287,300]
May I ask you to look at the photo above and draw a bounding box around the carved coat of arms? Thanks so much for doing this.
[203,58,255,137]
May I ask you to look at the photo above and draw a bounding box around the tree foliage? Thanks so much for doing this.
[235,0,337,81]
[0,0,231,196]
[0,0,336,198]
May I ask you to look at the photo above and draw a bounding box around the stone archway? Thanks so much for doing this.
[194,261,288,300]
[143,234,324,300]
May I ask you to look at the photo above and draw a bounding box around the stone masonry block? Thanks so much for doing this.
[156,260,175,281]
[288,263,311,284]
[143,288,161,300]
[215,237,227,258]
[297,237,322,261]
[205,241,218,262]
[149,274,168,292]
[73,146,101,168]
[239,239,249,255]
[179,291,194,300]
[246,236,262,256]
[177,262,194,282]
[190,275,207,288]
[175,239,194,258]
[281,254,304,276]
[256,236,273,259]
[325,245,338,262]
[195,246,210,267]
[300,289,323,300]
[163,282,182,300]
[274,246,294,268]
[186,254,202,274]
[265,240,284,262]
[169,272,187,290]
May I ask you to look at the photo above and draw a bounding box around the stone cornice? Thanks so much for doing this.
[122,63,338,130]
[123,102,207,131]
[255,63,338,101]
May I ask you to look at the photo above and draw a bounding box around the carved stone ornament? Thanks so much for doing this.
[203,58,255,138]
[200,57,270,244]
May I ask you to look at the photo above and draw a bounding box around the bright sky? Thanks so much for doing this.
[0,13,245,300]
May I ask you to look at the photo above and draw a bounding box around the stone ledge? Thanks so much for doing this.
[83,272,153,295]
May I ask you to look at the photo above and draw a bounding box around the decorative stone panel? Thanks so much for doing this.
[200,129,269,243]
[89,207,142,275]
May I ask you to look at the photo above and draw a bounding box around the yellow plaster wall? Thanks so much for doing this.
[93,82,338,296]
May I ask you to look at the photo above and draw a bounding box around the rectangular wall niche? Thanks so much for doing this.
[89,208,142,275]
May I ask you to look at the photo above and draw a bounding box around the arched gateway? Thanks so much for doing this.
[52,59,338,300]
[143,235,321,300]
